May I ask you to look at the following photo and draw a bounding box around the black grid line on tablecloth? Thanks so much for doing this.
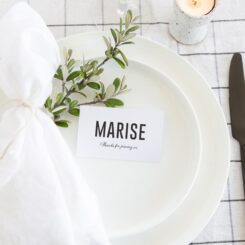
[212,21,234,244]
[222,199,245,203]
[101,0,105,31]
[64,0,67,36]
[22,0,245,244]
[139,0,143,35]
[191,240,245,244]
[211,23,221,102]
[46,18,245,27]
[227,178,235,244]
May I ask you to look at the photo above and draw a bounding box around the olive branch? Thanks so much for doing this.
[44,10,139,127]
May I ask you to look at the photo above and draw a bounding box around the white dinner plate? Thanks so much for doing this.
[58,57,201,237]
[58,32,230,244]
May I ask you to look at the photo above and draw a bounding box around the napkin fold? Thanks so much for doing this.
[0,3,109,245]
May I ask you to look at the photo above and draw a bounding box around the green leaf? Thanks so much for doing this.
[96,93,103,100]
[122,33,136,42]
[79,69,85,78]
[125,10,133,28]
[113,57,126,69]
[121,75,126,88]
[55,120,70,128]
[90,60,98,71]
[113,78,121,92]
[87,82,101,90]
[88,75,100,83]
[69,108,80,116]
[53,108,67,115]
[110,28,117,44]
[65,97,71,104]
[115,29,122,42]
[100,82,105,95]
[78,83,86,90]
[45,97,52,111]
[104,98,124,107]
[67,59,76,70]
[71,84,79,91]
[122,84,127,90]
[132,16,140,22]
[127,10,133,21]
[120,17,123,32]
[118,49,128,66]
[52,104,67,114]
[56,92,64,104]
[105,50,112,58]
[54,66,63,80]
[84,63,93,72]
[121,41,135,45]
[105,84,115,98]
[103,36,111,49]
[74,91,87,97]
[96,68,104,76]
[91,60,98,66]
[66,71,81,81]
[125,25,139,35]
[67,49,73,60]
[70,100,79,108]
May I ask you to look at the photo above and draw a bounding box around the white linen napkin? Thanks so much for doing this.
[0,3,109,245]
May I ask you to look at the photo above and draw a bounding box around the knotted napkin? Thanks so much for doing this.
[0,3,109,245]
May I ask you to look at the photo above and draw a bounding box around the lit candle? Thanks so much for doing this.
[169,0,218,44]
[177,0,215,16]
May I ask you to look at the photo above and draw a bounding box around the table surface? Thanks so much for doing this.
[1,0,244,244]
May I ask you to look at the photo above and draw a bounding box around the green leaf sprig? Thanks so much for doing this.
[44,10,139,127]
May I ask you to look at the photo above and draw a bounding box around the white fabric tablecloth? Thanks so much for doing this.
[0,0,244,244]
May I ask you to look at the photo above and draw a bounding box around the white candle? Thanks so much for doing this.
[169,0,218,44]
[177,0,215,16]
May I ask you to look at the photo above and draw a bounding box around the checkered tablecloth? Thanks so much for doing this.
[1,0,244,244]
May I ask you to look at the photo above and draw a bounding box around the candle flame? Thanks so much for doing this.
[192,0,198,6]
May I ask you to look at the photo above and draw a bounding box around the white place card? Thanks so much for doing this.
[76,106,164,162]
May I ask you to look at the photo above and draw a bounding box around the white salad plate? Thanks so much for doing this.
[58,57,202,237]
[58,32,230,245]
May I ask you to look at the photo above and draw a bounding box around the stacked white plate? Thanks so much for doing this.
[58,32,230,245]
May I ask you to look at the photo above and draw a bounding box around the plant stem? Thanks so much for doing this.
[97,43,120,68]
[78,100,106,106]
[52,44,121,112]
[52,88,74,110]
[78,89,128,107]
[62,80,66,93]
[97,57,109,68]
